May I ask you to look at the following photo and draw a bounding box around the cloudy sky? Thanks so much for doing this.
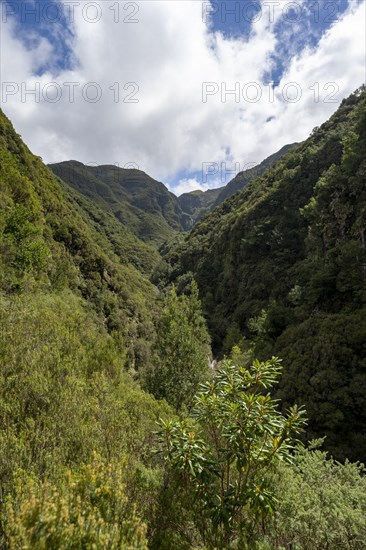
[0,0,365,194]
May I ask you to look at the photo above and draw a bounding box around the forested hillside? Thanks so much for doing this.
[0,107,210,548]
[155,87,366,461]
[212,143,296,208]
[49,161,191,244]
[177,144,295,225]
[1,90,366,549]
[0,110,170,371]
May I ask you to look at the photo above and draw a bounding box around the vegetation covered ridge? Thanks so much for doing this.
[154,86,366,461]
[1,89,366,548]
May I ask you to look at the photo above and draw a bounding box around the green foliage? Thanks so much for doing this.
[0,108,161,371]
[144,281,211,411]
[222,322,246,356]
[264,443,366,549]
[0,291,172,544]
[4,204,39,243]
[3,203,49,274]
[274,308,366,462]
[157,357,306,548]
[4,455,148,549]
[49,161,190,244]
[155,87,366,460]
[0,291,168,461]
[0,107,211,549]
[1,92,366,549]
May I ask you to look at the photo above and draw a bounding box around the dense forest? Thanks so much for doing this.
[156,86,366,462]
[1,87,366,549]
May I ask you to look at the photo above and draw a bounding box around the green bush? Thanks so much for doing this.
[4,455,148,549]
[265,443,366,549]
[157,357,306,548]
[0,291,171,543]
[144,282,211,411]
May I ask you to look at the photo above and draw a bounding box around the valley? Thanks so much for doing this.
[1,86,365,548]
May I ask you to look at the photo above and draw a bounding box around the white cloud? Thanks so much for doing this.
[0,0,364,192]
[173,178,213,197]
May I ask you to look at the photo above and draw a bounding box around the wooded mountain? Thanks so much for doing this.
[212,143,296,207]
[1,89,366,548]
[49,161,191,244]
[155,87,366,461]
[0,106,184,548]
[49,146,296,238]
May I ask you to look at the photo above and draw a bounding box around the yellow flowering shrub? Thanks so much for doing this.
[4,454,148,549]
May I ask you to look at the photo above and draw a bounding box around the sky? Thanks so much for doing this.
[0,0,365,195]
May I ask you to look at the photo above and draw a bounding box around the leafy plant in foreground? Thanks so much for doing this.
[267,442,366,549]
[157,357,306,548]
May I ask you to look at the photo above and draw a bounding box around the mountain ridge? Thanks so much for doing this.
[49,161,191,244]
[50,144,297,235]
[213,142,297,207]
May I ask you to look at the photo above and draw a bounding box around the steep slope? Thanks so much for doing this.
[214,143,297,206]
[155,87,366,460]
[177,144,296,225]
[178,188,222,225]
[0,108,177,546]
[49,161,190,244]
[59,182,160,275]
[0,109,160,370]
